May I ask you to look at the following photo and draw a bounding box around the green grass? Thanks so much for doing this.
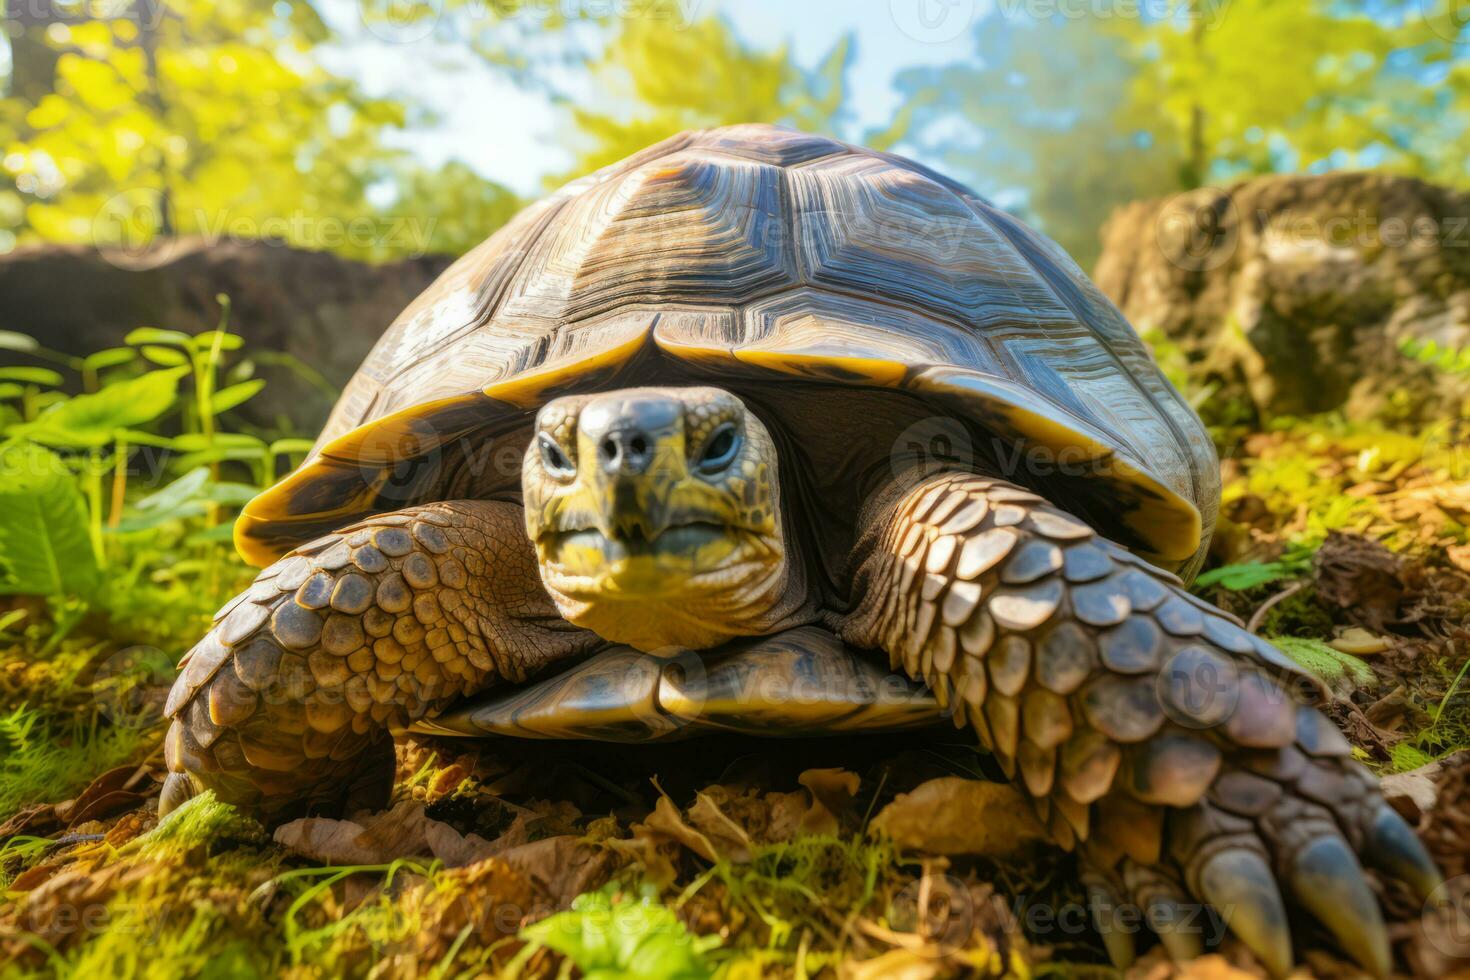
[0,704,150,825]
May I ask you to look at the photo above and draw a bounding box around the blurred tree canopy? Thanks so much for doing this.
[898,0,1467,265]
[0,0,518,259]
[1,0,1465,266]
[550,13,851,183]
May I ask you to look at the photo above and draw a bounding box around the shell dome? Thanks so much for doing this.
[237,124,1217,577]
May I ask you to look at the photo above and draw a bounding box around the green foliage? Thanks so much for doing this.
[1401,337,1470,377]
[1126,0,1465,187]
[0,704,148,824]
[11,367,188,448]
[519,884,719,980]
[899,2,1467,265]
[1195,554,1312,591]
[1389,741,1436,773]
[552,14,851,184]
[1268,635,1376,693]
[894,11,1178,265]
[0,442,99,599]
[0,0,516,260]
[128,791,266,860]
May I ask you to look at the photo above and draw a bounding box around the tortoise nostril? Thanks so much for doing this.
[599,429,653,475]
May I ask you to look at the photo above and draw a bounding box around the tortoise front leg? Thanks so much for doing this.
[838,471,1442,977]
[160,500,597,821]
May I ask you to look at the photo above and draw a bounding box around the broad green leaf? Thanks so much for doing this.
[211,379,265,413]
[0,331,39,353]
[171,432,266,452]
[113,429,179,448]
[175,448,268,470]
[520,886,717,980]
[141,345,189,367]
[0,367,63,387]
[191,330,244,352]
[114,503,211,533]
[0,444,98,599]
[1194,561,1294,591]
[0,384,24,400]
[82,347,137,373]
[12,368,188,448]
[135,467,211,513]
[125,327,192,348]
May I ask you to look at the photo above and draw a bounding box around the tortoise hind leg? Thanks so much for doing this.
[838,471,1442,978]
[160,499,597,822]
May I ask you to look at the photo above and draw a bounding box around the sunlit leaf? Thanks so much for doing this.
[1194,561,1296,591]
[520,886,717,980]
[0,368,64,387]
[125,327,192,348]
[135,467,210,513]
[191,330,244,352]
[141,345,189,367]
[0,332,39,353]
[0,444,98,599]
[170,432,266,452]
[211,379,265,413]
[12,368,188,448]
[82,347,137,373]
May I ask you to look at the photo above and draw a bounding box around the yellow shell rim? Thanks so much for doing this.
[237,330,1203,570]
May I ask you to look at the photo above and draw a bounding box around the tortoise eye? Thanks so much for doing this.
[695,423,741,476]
[538,433,576,479]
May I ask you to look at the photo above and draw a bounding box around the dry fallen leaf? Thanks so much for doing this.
[273,800,436,865]
[494,836,619,910]
[869,778,1047,856]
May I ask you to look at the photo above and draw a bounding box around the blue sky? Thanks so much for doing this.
[316,0,978,194]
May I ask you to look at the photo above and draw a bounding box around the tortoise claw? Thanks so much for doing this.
[1290,836,1390,978]
[1365,804,1443,901]
[1085,881,1137,969]
[1198,848,1292,978]
[1145,895,1206,962]
[158,770,196,819]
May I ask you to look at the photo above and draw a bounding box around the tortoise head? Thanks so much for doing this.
[521,386,790,652]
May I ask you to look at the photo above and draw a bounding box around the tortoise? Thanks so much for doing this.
[161,124,1440,975]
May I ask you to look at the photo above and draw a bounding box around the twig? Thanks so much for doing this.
[1247,581,1305,635]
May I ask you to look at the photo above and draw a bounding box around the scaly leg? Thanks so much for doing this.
[838,471,1442,977]
[160,500,597,821]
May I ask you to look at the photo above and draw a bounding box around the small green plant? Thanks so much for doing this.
[1400,337,1470,377]
[517,884,719,980]
[0,704,149,824]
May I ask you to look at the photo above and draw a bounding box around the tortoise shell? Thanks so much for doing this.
[238,125,1217,577]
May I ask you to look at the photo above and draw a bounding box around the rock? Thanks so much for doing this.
[0,238,452,433]
[1094,173,1470,421]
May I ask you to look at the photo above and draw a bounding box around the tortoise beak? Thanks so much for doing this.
[577,393,686,543]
